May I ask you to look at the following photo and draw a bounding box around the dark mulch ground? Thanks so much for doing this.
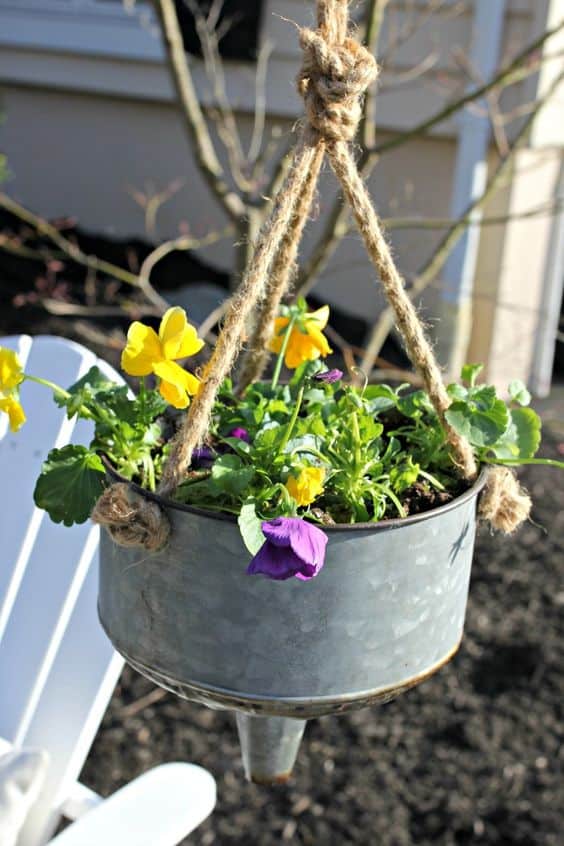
[81,414,564,846]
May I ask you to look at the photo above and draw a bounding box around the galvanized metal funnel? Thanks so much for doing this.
[99,473,486,782]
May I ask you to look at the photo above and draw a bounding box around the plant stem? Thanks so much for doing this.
[278,384,305,454]
[24,374,71,400]
[351,412,362,472]
[271,315,297,389]
[24,374,95,420]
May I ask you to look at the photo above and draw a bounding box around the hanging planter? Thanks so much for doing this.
[97,469,487,783]
[4,0,562,784]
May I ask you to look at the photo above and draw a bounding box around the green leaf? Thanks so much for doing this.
[468,385,497,411]
[284,433,325,456]
[508,380,532,407]
[57,366,122,417]
[254,424,284,451]
[445,400,509,448]
[492,407,541,460]
[390,459,420,493]
[461,363,484,387]
[34,445,106,526]
[398,390,435,418]
[211,454,254,496]
[363,384,399,414]
[238,501,265,555]
[221,437,252,457]
[447,383,467,402]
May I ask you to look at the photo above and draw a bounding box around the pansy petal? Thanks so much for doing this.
[268,317,290,354]
[285,467,325,507]
[0,396,26,432]
[261,517,294,548]
[305,323,332,357]
[121,322,162,376]
[285,331,318,369]
[295,561,322,581]
[159,307,205,360]
[246,542,303,580]
[153,360,200,395]
[288,519,328,569]
[159,379,189,410]
[307,305,330,330]
[0,347,24,391]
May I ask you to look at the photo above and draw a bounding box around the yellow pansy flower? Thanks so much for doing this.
[286,466,325,507]
[0,346,26,432]
[269,305,332,370]
[0,347,24,392]
[121,307,205,409]
[0,395,26,432]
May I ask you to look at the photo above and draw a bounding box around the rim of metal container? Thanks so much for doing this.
[102,456,488,533]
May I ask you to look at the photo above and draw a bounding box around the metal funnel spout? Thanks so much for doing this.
[235,714,307,784]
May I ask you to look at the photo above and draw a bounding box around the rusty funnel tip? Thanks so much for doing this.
[235,713,307,784]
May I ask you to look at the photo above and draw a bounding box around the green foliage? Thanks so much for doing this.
[34,445,106,526]
[238,500,266,555]
[37,368,171,524]
[174,363,556,525]
[33,359,560,529]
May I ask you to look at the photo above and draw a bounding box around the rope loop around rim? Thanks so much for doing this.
[298,28,378,142]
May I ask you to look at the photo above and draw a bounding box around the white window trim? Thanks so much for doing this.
[0,1,165,63]
[0,0,308,117]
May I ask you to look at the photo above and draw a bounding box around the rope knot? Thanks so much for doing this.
[479,466,532,534]
[298,28,379,142]
[92,483,170,552]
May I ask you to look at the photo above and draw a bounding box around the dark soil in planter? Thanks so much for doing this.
[80,423,564,846]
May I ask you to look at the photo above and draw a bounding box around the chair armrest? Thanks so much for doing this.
[48,763,216,846]
[59,781,103,820]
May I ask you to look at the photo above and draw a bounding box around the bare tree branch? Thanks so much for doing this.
[0,192,230,314]
[293,18,564,299]
[360,0,390,150]
[359,68,564,375]
[153,0,246,222]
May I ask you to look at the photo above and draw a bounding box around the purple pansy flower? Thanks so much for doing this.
[314,369,343,384]
[229,427,250,443]
[247,517,328,582]
[191,446,215,469]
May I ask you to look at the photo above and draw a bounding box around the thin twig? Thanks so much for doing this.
[153,0,246,222]
[198,299,230,340]
[119,687,168,719]
[248,39,275,165]
[0,192,231,313]
[360,0,390,150]
[187,0,251,193]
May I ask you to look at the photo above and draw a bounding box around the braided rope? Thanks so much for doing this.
[93,0,530,547]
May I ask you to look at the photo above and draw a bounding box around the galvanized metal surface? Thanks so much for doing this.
[98,474,486,781]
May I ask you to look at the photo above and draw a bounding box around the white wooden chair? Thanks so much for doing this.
[0,335,216,846]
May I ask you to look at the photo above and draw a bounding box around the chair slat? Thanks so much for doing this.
[0,335,126,845]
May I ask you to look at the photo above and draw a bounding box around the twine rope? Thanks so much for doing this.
[237,142,326,391]
[93,0,530,546]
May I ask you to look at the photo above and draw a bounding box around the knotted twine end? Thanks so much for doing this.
[479,466,532,534]
[298,28,379,142]
[92,483,170,552]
